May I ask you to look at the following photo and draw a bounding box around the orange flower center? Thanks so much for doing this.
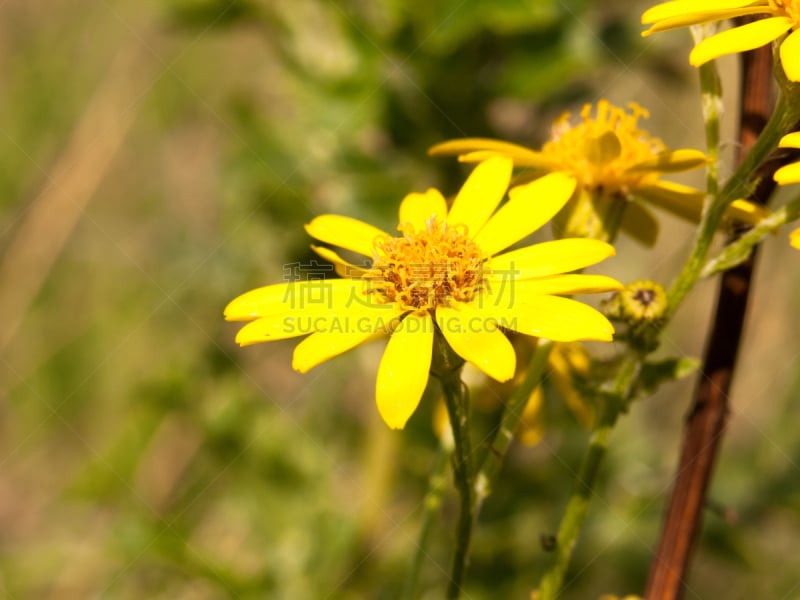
[367,218,485,311]
[541,100,665,196]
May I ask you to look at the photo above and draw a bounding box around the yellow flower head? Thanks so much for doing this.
[605,280,669,323]
[641,0,800,82]
[225,157,622,429]
[774,132,800,248]
[542,100,676,196]
[429,100,766,244]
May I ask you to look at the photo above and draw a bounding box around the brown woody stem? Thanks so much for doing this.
[645,27,777,600]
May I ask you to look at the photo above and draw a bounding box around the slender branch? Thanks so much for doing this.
[701,193,800,277]
[402,444,451,600]
[537,357,640,600]
[645,28,776,600]
[440,372,474,599]
[474,339,553,510]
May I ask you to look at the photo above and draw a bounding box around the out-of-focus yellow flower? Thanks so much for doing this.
[641,0,800,82]
[429,100,767,245]
[517,342,595,446]
[452,342,593,447]
[774,132,800,248]
[790,228,800,249]
[517,386,547,446]
[226,157,622,430]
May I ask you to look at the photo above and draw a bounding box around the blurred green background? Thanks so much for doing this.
[2,0,800,598]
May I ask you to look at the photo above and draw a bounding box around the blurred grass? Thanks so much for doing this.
[1,0,800,598]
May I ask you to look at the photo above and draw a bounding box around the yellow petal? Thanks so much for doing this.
[235,297,398,347]
[790,227,800,249]
[474,173,577,256]
[447,156,513,237]
[486,239,616,281]
[641,0,763,25]
[235,314,314,345]
[643,7,773,35]
[398,188,448,232]
[376,312,434,429]
[689,17,792,67]
[627,149,708,173]
[725,199,770,225]
[500,275,623,297]
[429,138,554,168]
[779,132,800,149]
[456,150,553,169]
[774,161,800,186]
[311,245,370,278]
[292,331,376,373]
[486,295,616,342]
[291,306,400,373]
[635,180,706,222]
[620,201,660,247]
[435,304,516,382]
[305,215,390,257]
[225,279,364,322]
[780,29,800,82]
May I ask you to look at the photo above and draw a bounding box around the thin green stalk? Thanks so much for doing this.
[536,357,639,600]
[666,37,722,316]
[701,192,800,277]
[474,339,553,510]
[401,444,451,600]
[441,373,474,600]
[667,91,800,313]
[693,24,722,200]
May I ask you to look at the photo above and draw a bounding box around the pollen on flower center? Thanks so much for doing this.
[541,100,665,195]
[368,218,485,311]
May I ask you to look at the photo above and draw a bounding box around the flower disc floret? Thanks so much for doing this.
[369,219,485,311]
[771,0,800,25]
[541,100,664,195]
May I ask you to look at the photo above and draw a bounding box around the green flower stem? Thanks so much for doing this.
[701,192,800,277]
[401,443,451,600]
[440,372,474,600]
[536,356,639,600]
[474,339,554,511]
[667,90,800,314]
[693,25,722,199]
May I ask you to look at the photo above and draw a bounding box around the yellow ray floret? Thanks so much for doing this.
[774,132,800,248]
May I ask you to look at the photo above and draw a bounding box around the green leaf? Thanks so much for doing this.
[635,357,701,399]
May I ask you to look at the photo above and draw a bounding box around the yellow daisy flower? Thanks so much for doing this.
[429,100,767,245]
[225,157,622,429]
[641,0,800,81]
[774,132,800,247]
